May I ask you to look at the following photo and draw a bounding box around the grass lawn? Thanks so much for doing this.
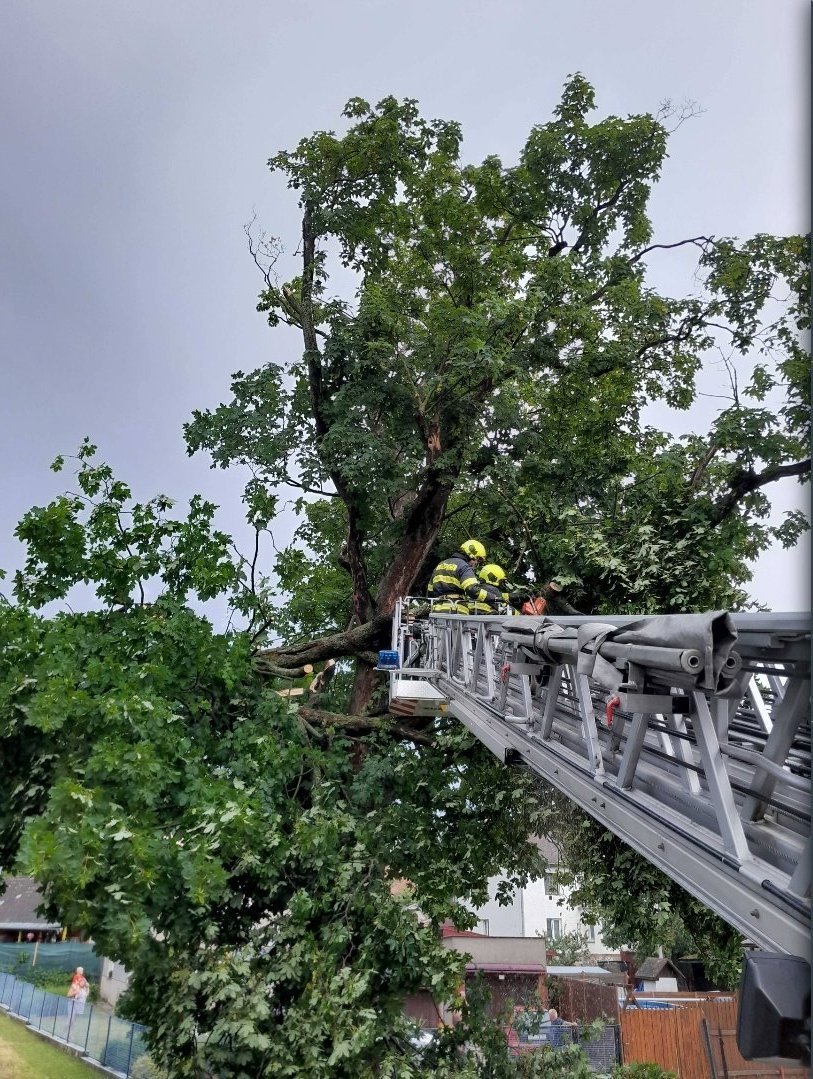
[0,1010,95,1077]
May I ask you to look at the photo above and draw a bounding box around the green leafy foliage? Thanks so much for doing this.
[611,1065,677,1079]
[129,1057,170,1079]
[14,442,240,611]
[546,929,591,966]
[1,455,553,1075]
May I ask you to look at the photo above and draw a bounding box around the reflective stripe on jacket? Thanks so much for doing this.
[470,581,506,614]
[433,599,471,614]
[473,585,534,616]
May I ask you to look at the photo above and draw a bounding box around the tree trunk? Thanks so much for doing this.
[348,476,455,714]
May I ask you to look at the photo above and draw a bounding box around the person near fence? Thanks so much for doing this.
[546,1007,565,1047]
[68,965,90,1015]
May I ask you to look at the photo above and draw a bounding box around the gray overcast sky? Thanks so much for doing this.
[1,0,809,612]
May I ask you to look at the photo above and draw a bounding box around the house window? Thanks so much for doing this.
[585,925,595,942]
[544,873,560,896]
[546,918,562,940]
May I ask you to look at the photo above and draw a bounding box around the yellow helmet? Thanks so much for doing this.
[460,539,486,563]
[480,563,506,586]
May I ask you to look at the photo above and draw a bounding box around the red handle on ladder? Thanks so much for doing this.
[605,695,621,727]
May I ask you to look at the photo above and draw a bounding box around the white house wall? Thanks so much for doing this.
[465,876,525,936]
[469,875,617,958]
[521,877,614,956]
[99,957,131,1008]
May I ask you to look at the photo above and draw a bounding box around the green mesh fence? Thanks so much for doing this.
[0,940,101,976]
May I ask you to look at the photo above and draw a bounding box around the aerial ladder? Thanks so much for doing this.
[382,600,811,1060]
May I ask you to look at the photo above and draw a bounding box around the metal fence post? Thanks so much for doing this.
[103,1012,112,1067]
[125,1022,135,1076]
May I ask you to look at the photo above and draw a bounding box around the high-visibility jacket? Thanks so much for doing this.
[470,581,506,614]
[472,584,534,616]
[428,555,489,614]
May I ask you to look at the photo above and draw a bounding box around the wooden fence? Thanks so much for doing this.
[619,993,810,1079]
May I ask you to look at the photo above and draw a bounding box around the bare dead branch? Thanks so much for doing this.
[689,443,721,489]
[245,215,283,290]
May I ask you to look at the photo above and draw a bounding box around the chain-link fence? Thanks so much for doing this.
[0,971,149,1077]
[510,1021,620,1071]
[579,1024,621,1073]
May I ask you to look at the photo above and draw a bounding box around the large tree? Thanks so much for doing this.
[1,78,808,1073]
[186,76,808,706]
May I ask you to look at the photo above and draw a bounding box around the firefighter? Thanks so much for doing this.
[471,563,508,614]
[427,540,490,613]
[473,564,533,614]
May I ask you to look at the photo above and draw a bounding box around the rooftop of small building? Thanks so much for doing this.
[0,875,61,930]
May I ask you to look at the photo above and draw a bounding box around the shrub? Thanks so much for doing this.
[611,1063,678,1078]
[129,1056,169,1079]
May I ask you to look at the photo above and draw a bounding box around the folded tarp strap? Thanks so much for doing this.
[514,611,739,695]
[576,622,621,691]
[605,611,737,693]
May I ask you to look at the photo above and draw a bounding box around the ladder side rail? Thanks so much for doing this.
[441,684,810,958]
[506,660,536,723]
[571,668,605,775]
[616,712,650,790]
[540,666,564,739]
[745,675,774,733]
[788,840,812,902]
[479,627,497,701]
[741,678,811,822]
[470,625,486,696]
[662,712,703,794]
[422,609,810,955]
[690,691,752,862]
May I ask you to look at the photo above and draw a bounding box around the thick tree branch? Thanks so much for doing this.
[635,309,706,361]
[584,236,713,306]
[626,235,713,269]
[301,204,327,438]
[298,707,435,745]
[570,180,629,256]
[252,658,313,679]
[710,459,811,526]
[256,614,392,671]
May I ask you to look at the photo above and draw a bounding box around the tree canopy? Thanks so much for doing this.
[1,77,809,1075]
